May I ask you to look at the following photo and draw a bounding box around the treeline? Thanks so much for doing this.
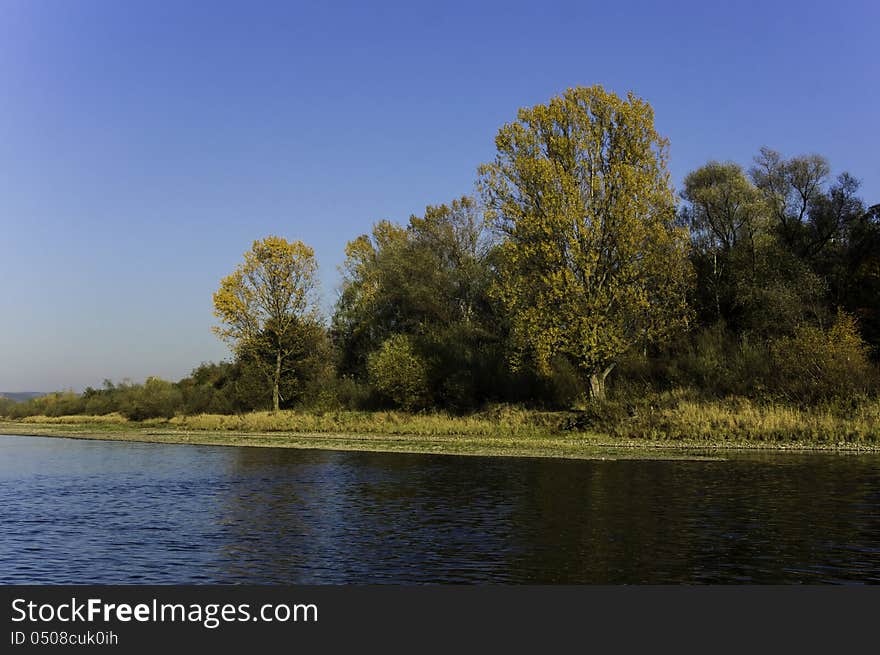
[5,86,879,421]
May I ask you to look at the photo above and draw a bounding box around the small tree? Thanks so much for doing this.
[213,236,320,411]
[771,311,875,404]
[367,334,430,411]
[479,85,692,400]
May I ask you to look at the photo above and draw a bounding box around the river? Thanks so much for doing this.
[1,434,878,583]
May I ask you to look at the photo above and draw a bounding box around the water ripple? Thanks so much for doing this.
[1,434,879,584]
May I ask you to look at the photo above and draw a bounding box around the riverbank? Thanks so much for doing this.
[0,422,714,460]
[2,399,879,457]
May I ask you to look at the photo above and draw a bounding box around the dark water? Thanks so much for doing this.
[1,434,879,584]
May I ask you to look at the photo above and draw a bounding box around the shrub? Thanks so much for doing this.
[117,377,183,420]
[0,397,15,417]
[612,324,773,401]
[771,311,876,404]
[367,334,431,411]
[545,355,586,408]
[5,391,85,418]
[324,375,377,410]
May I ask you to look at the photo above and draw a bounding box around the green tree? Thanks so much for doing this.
[478,85,692,400]
[744,148,871,337]
[680,161,765,324]
[213,236,320,411]
[750,147,834,257]
[332,220,408,376]
[840,204,880,352]
[238,318,334,409]
[332,197,505,408]
[367,334,430,411]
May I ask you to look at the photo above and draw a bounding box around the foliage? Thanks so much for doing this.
[478,85,693,399]
[116,377,183,420]
[213,236,321,411]
[0,397,16,416]
[771,311,875,404]
[3,87,879,422]
[3,391,86,418]
[680,161,765,326]
[332,196,509,409]
[367,334,431,411]
[612,323,772,399]
[835,204,880,352]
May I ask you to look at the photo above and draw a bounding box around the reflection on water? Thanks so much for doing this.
[1,435,878,583]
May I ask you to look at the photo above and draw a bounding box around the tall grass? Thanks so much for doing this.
[20,413,131,425]
[166,397,880,443]
[611,395,880,444]
[8,395,880,446]
[168,405,558,437]
[18,413,168,427]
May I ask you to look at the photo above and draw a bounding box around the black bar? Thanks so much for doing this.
[2,585,877,651]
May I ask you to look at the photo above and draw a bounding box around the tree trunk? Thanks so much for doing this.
[272,349,282,412]
[588,363,616,402]
[713,251,721,322]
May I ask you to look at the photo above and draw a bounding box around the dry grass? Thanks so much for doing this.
[20,412,131,425]
[4,396,880,453]
[167,405,556,438]
[616,397,880,444]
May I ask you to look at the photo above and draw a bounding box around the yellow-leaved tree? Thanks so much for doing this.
[479,85,693,400]
[213,236,319,411]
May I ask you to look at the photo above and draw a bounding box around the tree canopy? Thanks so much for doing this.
[478,85,692,399]
[6,86,878,420]
[213,236,320,411]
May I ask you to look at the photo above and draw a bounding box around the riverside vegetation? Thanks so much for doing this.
[3,85,879,454]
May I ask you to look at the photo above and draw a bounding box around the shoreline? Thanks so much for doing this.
[2,419,879,461]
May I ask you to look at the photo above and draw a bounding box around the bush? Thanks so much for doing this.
[367,334,431,411]
[5,391,85,418]
[544,355,587,408]
[611,324,773,401]
[117,377,183,420]
[0,397,15,417]
[771,311,877,404]
[322,375,377,410]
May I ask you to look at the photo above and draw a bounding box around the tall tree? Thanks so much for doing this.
[332,220,409,376]
[747,148,871,335]
[478,85,692,400]
[680,161,765,324]
[749,147,832,256]
[838,203,880,352]
[331,197,503,407]
[213,236,320,411]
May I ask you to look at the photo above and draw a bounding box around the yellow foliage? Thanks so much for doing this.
[478,85,693,396]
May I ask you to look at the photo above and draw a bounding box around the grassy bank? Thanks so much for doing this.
[2,397,879,457]
[0,421,710,460]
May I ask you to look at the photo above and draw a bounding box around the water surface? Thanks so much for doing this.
[1,434,878,583]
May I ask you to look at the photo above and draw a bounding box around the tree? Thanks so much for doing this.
[680,162,765,324]
[837,203,880,352]
[367,334,431,411]
[478,85,692,400]
[750,147,831,256]
[332,220,408,377]
[331,197,505,408]
[213,236,320,411]
[746,148,871,335]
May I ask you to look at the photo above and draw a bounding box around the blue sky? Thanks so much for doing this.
[1,0,877,391]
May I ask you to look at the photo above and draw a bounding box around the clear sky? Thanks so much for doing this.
[1,0,877,391]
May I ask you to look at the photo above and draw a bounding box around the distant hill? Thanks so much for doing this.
[0,392,46,402]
